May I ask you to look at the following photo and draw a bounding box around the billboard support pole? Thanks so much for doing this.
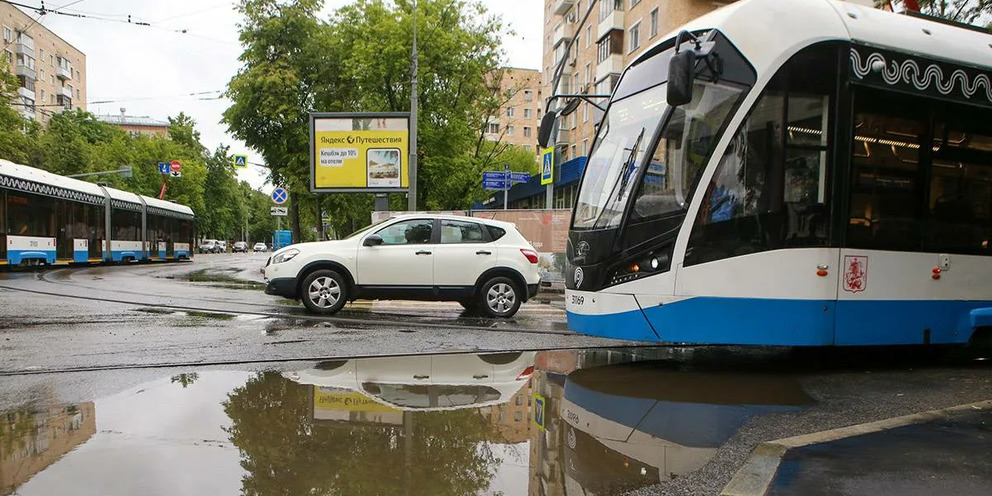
[408,0,419,211]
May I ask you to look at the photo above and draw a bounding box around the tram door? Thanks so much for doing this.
[90,204,105,260]
[165,217,175,258]
[55,199,74,261]
[1,190,6,262]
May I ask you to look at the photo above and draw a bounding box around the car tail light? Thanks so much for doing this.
[520,249,538,264]
[517,365,535,380]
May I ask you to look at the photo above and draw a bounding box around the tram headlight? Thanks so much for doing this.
[608,250,671,286]
[272,248,300,264]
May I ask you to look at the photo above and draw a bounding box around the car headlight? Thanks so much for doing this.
[272,248,299,264]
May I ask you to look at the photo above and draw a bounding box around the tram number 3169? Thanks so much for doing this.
[571,294,585,306]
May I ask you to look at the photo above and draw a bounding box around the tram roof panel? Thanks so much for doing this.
[0,159,107,198]
[102,186,144,206]
[644,0,992,76]
[142,195,195,217]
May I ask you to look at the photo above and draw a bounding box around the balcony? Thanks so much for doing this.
[18,86,35,101]
[553,22,574,47]
[19,107,35,120]
[595,53,623,82]
[60,85,72,98]
[553,0,575,16]
[556,128,572,145]
[15,64,36,80]
[57,65,72,80]
[597,10,624,40]
[14,42,33,58]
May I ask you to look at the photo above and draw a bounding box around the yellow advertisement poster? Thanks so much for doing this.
[313,387,399,414]
[310,113,410,191]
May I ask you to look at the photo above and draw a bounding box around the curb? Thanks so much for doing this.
[720,399,992,496]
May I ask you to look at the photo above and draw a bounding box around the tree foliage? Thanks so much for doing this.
[225,0,519,238]
[888,0,992,26]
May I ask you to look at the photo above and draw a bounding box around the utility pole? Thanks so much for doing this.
[408,0,419,212]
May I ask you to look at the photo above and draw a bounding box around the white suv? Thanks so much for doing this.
[263,214,541,317]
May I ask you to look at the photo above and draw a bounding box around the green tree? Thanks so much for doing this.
[0,66,40,165]
[224,0,331,243]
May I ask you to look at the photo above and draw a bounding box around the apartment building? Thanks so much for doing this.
[95,112,170,138]
[542,0,737,165]
[484,67,544,159]
[1,2,86,124]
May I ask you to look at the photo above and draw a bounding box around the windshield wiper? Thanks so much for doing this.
[615,128,645,201]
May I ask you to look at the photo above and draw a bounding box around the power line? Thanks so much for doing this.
[86,89,225,105]
[0,0,236,45]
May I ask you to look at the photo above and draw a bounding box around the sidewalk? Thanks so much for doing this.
[724,401,992,496]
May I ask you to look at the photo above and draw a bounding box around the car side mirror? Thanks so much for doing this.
[537,110,559,149]
[668,49,696,107]
[363,234,384,247]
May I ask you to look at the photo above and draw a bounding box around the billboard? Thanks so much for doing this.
[310,112,410,193]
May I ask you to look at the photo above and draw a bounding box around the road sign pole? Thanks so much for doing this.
[408,0,419,211]
[503,164,509,211]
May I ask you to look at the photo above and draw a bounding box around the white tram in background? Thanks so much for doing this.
[560,0,992,346]
[0,159,194,266]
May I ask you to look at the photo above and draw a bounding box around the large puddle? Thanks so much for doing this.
[0,349,813,495]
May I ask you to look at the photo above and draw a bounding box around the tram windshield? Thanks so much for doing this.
[573,79,745,230]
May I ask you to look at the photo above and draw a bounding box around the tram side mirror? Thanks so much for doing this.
[363,234,383,247]
[668,49,696,107]
[537,110,558,148]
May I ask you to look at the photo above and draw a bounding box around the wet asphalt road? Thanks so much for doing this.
[1,255,991,496]
[0,253,629,374]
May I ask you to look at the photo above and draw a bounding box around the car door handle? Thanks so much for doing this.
[413,375,430,380]
[472,374,489,379]
[476,250,492,255]
[415,250,432,255]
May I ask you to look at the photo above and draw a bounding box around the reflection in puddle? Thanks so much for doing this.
[0,349,812,496]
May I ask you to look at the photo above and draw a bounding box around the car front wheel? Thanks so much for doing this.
[301,269,348,315]
[477,276,521,318]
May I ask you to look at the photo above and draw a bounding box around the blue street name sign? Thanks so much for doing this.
[482,171,505,181]
[509,172,530,183]
[483,179,508,190]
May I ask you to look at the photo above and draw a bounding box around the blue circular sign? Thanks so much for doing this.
[272,187,289,204]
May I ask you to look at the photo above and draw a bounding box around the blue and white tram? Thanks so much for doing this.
[561,0,992,346]
[0,159,194,266]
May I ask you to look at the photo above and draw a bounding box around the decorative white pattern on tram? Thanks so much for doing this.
[0,174,104,204]
[850,49,992,103]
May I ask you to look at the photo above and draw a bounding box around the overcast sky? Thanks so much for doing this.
[20,0,542,192]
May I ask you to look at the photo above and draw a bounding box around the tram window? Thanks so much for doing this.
[111,209,142,241]
[6,192,56,237]
[0,190,5,235]
[846,90,926,252]
[923,105,992,255]
[685,44,837,266]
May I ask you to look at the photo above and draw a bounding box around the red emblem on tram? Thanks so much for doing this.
[843,255,868,293]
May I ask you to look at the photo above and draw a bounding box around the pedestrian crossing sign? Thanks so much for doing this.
[541,147,554,185]
[233,154,248,169]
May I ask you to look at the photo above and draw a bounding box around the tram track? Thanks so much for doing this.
[0,266,576,337]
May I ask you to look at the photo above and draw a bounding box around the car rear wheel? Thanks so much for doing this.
[477,276,521,318]
[301,269,348,315]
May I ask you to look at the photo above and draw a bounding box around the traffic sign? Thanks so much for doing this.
[483,179,507,190]
[541,148,554,185]
[158,162,168,175]
[170,170,182,178]
[510,172,530,183]
[271,207,288,216]
[482,171,505,181]
[271,187,288,204]
[233,155,248,169]
[170,160,182,172]
[533,393,546,431]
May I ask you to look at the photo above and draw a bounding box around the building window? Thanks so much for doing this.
[584,63,591,86]
[629,22,641,52]
[40,89,44,100]
[650,8,659,38]
[76,89,80,98]
[506,125,514,136]
[523,90,533,102]
[514,411,523,421]
[599,0,624,22]
[523,126,532,138]
[598,31,623,63]
[582,103,588,123]
[487,122,499,134]
[524,144,531,151]
[524,108,532,119]
[585,26,591,48]
[507,106,514,117]
[582,139,589,156]
[3,49,12,63]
